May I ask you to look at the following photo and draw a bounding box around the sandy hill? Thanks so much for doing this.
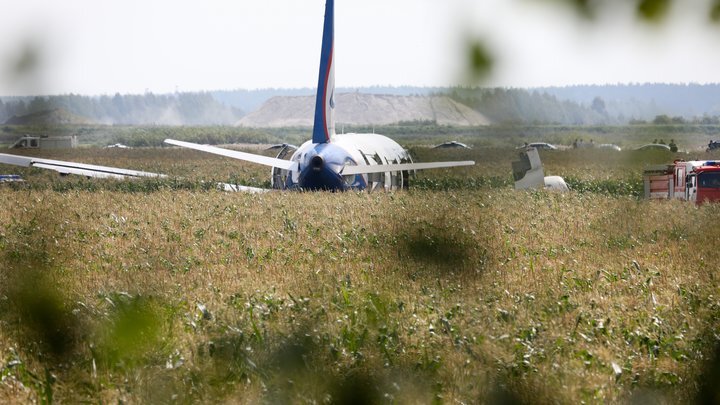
[236,93,490,127]
[4,108,95,126]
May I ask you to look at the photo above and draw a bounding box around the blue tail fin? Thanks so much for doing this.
[312,0,335,144]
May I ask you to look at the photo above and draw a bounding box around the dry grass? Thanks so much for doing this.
[1,147,720,403]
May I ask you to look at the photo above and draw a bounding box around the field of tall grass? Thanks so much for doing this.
[1,145,720,403]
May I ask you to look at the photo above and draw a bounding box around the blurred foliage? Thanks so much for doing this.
[467,41,494,81]
[697,343,720,404]
[94,294,166,370]
[543,0,716,22]
[561,0,595,19]
[713,0,720,22]
[11,46,40,78]
[637,0,671,22]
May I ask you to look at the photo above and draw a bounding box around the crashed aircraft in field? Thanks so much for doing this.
[0,0,473,192]
[512,147,568,191]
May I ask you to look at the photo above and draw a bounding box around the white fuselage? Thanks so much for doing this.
[273,133,413,191]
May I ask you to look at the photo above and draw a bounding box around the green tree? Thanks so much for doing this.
[653,114,672,125]
[591,96,607,115]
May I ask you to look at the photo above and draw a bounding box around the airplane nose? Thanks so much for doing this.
[311,155,324,171]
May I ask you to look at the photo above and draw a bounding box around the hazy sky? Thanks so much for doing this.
[1,0,719,96]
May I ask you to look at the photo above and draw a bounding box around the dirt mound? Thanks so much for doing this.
[236,93,490,127]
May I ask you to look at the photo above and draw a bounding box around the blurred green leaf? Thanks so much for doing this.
[13,46,40,75]
[711,0,720,23]
[14,279,79,359]
[96,294,164,368]
[565,0,595,19]
[637,0,671,22]
[468,41,494,81]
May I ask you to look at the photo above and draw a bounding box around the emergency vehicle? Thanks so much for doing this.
[644,160,720,203]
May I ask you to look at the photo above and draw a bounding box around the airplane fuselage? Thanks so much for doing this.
[275,133,413,191]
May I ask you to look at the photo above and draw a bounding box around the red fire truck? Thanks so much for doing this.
[644,160,720,204]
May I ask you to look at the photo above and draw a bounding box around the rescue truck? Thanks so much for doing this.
[644,160,720,203]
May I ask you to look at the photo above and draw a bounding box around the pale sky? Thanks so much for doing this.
[1,0,719,96]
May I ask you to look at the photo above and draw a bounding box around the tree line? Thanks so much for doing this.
[446,88,614,125]
[446,87,720,126]
[0,92,244,126]
[631,114,720,125]
[3,86,719,127]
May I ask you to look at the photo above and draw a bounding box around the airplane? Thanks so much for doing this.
[512,147,568,192]
[0,0,474,192]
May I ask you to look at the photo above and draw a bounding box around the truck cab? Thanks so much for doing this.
[694,166,720,203]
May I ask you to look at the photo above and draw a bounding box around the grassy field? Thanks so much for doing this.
[1,144,720,403]
[2,122,719,150]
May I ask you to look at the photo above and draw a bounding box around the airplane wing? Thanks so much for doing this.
[341,160,475,175]
[0,152,270,193]
[164,139,299,171]
[217,182,268,193]
[0,153,165,179]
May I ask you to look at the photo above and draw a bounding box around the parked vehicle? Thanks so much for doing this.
[517,142,557,150]
[635,144,671,151]
[433,141,471,149]
[596,143,622,151]
[707,140,720,152]
[10,136,77,149]
[644,160,720,204]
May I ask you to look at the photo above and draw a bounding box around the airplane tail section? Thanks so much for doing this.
[513,147,546,190]
[312,0,335,144]
[512,147,569,192]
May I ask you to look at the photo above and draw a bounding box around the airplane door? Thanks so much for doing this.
[271,144,296,189]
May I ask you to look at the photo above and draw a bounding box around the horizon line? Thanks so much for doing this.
[2,81,720,98]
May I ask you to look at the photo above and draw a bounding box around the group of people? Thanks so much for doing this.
[653,139,679,152]
[572,139,594,148]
